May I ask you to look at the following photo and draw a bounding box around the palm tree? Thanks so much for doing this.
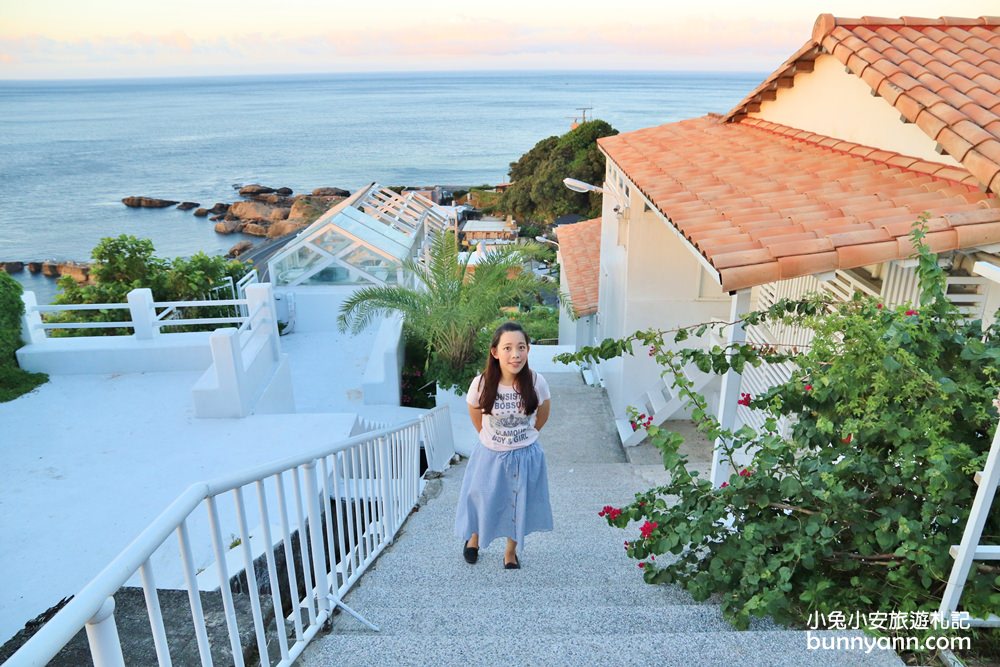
[338,231,545,390]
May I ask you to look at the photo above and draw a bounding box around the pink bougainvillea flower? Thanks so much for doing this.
[804,384,813,391]
[640,520,658,539]
[877,303,884,310]
[737,392,752,407]
[739,468,752,477]
[905,309,917,316]
[638,562,646,569]
[598,505,614,517]
[720,481,729,488]
[606,507,622,521]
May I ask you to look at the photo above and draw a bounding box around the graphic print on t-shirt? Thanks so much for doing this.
[490,390,531,447]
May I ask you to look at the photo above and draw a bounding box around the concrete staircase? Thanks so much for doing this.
[300,374,904,667]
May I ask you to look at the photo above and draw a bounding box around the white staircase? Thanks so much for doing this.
[300,374,903,667]
[615,364,717,447]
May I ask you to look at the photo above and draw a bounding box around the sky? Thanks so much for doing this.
[1,0,997,79]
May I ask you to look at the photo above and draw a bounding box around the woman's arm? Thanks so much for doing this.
[534,399,551,431]
[468,404,484,433]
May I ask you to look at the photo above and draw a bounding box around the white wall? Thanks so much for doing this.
[596,165,731,417]
[751,55,960,166]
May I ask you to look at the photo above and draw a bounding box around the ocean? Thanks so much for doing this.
[0,71,760,302]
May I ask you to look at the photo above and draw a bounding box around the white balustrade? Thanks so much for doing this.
[5,408,451,667]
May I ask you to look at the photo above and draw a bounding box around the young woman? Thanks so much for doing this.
[454,321,553,569]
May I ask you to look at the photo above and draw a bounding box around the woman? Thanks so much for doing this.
[454,321,553,569]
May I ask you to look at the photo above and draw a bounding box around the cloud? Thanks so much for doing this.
[0,16,803,78]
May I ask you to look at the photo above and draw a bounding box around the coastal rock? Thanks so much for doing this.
[214,220,244,234]
[193,208,210,217]
[227,241,254,258]
[269,207,290,222]
[209,214,224,222]
[27,262,42,274]
[267,220,309,238]
[276,187,293,196]
[122,196,179,208]
[287,195,343,224]
[258,193,295,206]
[176,202,200,211]
[229,201,275,222]
[59,262,90,284]
[242,223,269,237]
[1,261,24,273]
[209,203,230,215]
[41,262,60,277]
[312,187,350,197]
[238,184,276,196]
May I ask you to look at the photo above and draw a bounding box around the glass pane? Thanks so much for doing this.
[342,245,399,283]
[305,264,351,284]
[314,229,354,256]
[275,245,326,285]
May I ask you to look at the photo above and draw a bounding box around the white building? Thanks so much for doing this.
[581,14,1000,485]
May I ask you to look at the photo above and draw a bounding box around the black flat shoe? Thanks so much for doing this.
[504,554,520,570]
[463,541,479,564]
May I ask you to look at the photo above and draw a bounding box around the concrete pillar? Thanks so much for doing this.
[209,327,247,417]
[710,289,752,487]
[126,288,157,340]
[245,283,280,361]
[20,291,46,345]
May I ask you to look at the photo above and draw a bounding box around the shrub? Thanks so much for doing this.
[558,220,1000,645]
[0,272,48,401]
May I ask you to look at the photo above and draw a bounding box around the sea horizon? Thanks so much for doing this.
[1,69,763,301]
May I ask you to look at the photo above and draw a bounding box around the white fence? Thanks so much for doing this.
[5,406,453,667]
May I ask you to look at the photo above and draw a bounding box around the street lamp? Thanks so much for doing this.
[562,177,604,194]
[535,236,559,248]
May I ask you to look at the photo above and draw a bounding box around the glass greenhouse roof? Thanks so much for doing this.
[268,183,451,288]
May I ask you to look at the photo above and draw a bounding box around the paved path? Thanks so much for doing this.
[302,373,903,666]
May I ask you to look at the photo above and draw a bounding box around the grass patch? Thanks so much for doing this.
[0,364,48,403]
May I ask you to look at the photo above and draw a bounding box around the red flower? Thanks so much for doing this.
[638,562,646,569]
[640,520,658,539]
[720,481,729,488]
[842,434,853,444]
[737,392,752,407]
[877,303,884,310]
[598,505,614,517]
[905,309,917,316]
[804,384,813,391]
[608,508,622,520]
[739,468,752,477]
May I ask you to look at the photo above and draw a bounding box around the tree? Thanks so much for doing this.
[337,232,545,391]
[497,120,618,225]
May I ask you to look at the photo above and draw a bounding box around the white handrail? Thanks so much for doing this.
[6,407,451,667]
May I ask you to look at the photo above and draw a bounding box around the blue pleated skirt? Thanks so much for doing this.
[454,440,553,552]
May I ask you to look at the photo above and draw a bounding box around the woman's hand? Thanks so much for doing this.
[534,399,551,431]
[467,404,484,433]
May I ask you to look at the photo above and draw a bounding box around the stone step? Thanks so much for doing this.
[341,581,707,609]
[329,603,774,636]
[301,630,904,667]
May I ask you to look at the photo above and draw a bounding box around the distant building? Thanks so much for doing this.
[459,217,519,248]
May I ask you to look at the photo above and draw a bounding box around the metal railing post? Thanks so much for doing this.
[84,597,125,667]
[303,461,332,617]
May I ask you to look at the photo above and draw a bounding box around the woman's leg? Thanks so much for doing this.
[504,538,517,565]
[467,533,479,548]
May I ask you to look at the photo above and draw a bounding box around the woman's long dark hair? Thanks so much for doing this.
[477,321,539,415]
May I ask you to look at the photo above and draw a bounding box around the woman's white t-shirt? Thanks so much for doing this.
[466,371,551,452]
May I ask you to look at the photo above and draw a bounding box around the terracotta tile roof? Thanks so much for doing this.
[726,14,1000,195]
[597,116,1000,292]
[554,218,601,316]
